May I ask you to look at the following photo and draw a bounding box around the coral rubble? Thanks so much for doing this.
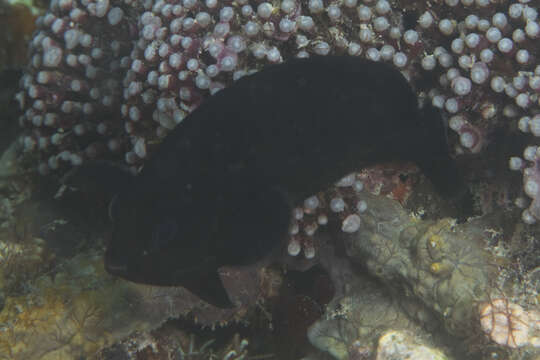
[0,247,271,359]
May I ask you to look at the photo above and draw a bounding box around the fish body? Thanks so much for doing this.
[103,56,462,307]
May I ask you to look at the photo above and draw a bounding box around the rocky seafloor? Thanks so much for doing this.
[0,111,539,359]
[0,138,539,360]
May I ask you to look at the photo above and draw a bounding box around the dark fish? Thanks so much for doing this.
[87,56,463,308]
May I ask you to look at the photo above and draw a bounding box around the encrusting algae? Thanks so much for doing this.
[0,252,124,359]
[308,190,540,359]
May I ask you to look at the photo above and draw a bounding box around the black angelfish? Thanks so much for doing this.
[90,56,463,308]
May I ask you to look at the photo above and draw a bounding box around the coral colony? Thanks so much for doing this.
[14,0,540,252]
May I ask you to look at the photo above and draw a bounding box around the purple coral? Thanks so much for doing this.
[16,0,138,173]
[15,0,540,235]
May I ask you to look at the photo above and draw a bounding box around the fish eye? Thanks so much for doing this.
[150,218,178,253]
[108,194,119,221]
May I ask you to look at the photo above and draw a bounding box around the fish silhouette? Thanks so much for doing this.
[82,56,464,308]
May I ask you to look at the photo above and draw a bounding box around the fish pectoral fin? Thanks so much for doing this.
[217,181,292,266]
[180,266,235,308]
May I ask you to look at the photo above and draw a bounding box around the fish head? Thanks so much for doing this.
[61,161,211,288]
[104,183,216,282]
[103,183,236,307]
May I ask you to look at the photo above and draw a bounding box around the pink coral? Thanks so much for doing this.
[479,298,530,348]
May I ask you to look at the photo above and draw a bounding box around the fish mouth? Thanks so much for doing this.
[105,262,128,274]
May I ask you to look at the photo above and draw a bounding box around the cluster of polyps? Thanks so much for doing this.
[16,0,137,174]
[17,0,540,227]
[287,173,367,259]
